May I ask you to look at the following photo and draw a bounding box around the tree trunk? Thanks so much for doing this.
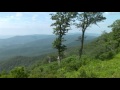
[58,25,62,65]
[48,56,51,63]
[79,30,85,59]
[57,55,61,66]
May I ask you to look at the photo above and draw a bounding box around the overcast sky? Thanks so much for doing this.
[0,12,120,36]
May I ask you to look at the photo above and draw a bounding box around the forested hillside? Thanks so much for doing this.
[1,27,120,78]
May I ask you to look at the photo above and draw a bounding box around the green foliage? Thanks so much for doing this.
[61,56,80,71]
[98,51,115,60]
[28,53,120,78]
[0,70,9,78]
[109,19,120,48]
[77,53,120,78]
[0,55,45,72]
[83,31,118,60]
[10,67,29,78]
[1,52,120,78]
[29,55,92,78]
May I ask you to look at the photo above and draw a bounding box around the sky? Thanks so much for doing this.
[0,12,120,36]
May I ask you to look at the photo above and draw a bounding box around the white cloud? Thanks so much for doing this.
[104,12,114,17]
[104,12,120,16]
[0,12,23,24]
[104,12,110,15]
[15,12,23,20]
[16,12,23,17]
[32,15,38,21]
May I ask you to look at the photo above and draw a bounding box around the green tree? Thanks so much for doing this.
[74,12,106,59]
[50,12,77,65]
[108,19,120,49]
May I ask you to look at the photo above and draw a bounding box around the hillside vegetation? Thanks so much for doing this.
[0,29,120,78]
[1,53,120,78]
[28,53,120,78]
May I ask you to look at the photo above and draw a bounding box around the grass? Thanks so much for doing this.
[28,53,120,78]
[78,53,120,78]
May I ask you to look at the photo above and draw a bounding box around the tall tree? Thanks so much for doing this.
[75,12,106,59]
[108,19,120,49]
[50,12,77,65]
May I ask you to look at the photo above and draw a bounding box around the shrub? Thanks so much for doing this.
[10,67,29,78]
[99,51,115,60]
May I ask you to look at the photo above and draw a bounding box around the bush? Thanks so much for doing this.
[10,67,29,78]
[0,70,9,78]
[99,51,115,60]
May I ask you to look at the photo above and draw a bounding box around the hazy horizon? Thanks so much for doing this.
[0,32,101,39]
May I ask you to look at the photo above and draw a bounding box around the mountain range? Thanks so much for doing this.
[0,33,99,61]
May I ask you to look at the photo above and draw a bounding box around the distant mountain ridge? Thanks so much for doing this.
[0,33,99,60]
